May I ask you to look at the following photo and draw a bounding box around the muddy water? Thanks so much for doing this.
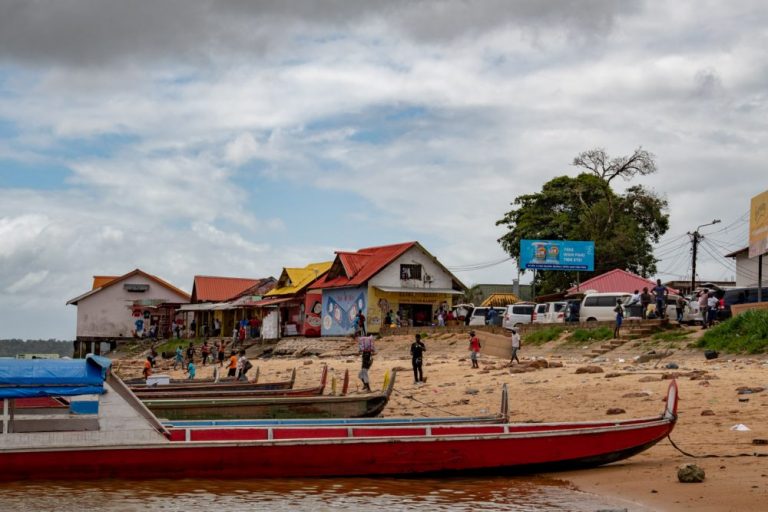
[0,475,640,511]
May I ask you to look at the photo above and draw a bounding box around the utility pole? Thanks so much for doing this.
[688,219,721,294]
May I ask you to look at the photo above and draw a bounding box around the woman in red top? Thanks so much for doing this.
[468,330,481,368]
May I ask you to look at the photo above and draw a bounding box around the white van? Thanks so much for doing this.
[579,293,632,322]
[468,307,505,326]
[532,301,568,324]
[502,303,535,329]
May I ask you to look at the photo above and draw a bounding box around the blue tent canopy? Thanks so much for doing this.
[0,355,112,399]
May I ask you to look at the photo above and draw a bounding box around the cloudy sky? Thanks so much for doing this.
[1,0,766,340]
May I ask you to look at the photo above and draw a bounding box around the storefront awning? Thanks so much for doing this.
[251,297,296,307]
[178,303,216,311]
[374,286,463,295]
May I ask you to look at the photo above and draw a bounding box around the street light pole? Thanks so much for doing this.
[688,219,721,294]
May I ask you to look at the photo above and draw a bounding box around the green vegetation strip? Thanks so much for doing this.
[525,326,565,345]
[567,326,613,343]
[696,310,768,354]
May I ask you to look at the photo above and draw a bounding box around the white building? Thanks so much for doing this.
[67,269,190,356]
[725,247,768,287]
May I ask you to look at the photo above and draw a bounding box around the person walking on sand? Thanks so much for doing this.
[142,356,152,381]
[227,351,238,378]
[468,330,481,368]
[173,345,183,370]
[357,334,375,392]
[237,349,252,381]
[186,342,195,365]
[410,333,426,383]
[185,360,196,380]
[217,341,226,367]
[201,340,210,366]
[510,328,521,364]
[613,298,624,339]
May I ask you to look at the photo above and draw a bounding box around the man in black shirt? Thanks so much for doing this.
[410,333,426,384]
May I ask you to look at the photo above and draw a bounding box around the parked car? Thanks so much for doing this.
[717,286,768,321]
[532,301,568,324]
[579,293,632,322]
[467,307,506,326]
[564,299,581,322]
[502,303,535,329]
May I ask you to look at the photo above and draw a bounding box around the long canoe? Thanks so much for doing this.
[143,370,397,420]
[132,367,334,399]
[127,367,296,392]
[0,356,680,481]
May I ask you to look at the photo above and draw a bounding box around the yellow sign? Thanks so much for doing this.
[750,189,768,258]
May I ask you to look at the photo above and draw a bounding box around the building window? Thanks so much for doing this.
[400,264,422,281]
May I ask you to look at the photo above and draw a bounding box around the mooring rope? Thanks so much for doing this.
[392,388,460,417]
[667,435,768,458]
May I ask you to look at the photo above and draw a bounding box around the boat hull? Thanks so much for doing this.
[144,393,389,420]
[0,418,675,481]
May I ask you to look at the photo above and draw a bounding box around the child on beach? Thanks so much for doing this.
[186,360,196,380]
[468,330,481,368]
[510,329,521,364]
[227,351,238,378]
[358,335,375,392]
[410,333,426,383]
[173,345,183,370]
[142,356,152,380]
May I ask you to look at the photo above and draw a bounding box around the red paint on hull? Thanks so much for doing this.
[0,420,674,481]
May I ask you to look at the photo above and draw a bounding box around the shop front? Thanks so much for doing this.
[367,286,459,332]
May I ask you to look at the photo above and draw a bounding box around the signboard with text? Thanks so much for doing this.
[749,189,768,258]
[520,240,595,271]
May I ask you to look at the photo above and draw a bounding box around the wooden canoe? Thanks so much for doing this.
[143,370,397,421]
[132,367,333,399]
[127,367,296,392]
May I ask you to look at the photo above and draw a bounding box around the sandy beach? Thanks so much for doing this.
[128,329,768,511]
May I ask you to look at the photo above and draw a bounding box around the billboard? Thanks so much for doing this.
[749,189,768,258]
[520,240,595,271]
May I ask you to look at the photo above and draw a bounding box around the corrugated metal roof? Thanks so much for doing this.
[567,269,679,295]
[68,269,190,305]
[481,293,520,307]
[192,276,265,302]
[92,276,118,289]
[265,261,332,297]
[310,242,416,289]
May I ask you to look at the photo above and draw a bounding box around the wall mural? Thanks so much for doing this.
[321,286,367,336]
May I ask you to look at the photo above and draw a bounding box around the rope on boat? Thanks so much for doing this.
[392,389,460,417]
[667,435,768,458]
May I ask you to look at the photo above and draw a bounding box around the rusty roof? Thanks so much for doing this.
[191,276,273,303]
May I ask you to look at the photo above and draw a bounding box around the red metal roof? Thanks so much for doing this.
[567,269,679,295]
[310,242,417,289]
[192,276,267,302]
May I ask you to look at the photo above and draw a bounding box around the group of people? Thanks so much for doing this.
[625,279,670,320]
[698,288,724,329]
[141,340,252,381]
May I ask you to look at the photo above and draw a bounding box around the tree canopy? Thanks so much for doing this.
[496,147,669,294]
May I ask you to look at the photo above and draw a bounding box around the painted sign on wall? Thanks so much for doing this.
[519,240,595,271]
[303,292,323,337]
[750,189,768,258]
[321,286,367,336]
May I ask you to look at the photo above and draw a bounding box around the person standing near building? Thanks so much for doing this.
[652,279,668,319]
[707,292,719,328]
[510,329,521,364]
[410,334,426,383]
[640,287,652,320]
[675,295,687,323]
[698,289,709,329]
[213,318,221,337]
[613,299,624,339]
[468,330,481,368]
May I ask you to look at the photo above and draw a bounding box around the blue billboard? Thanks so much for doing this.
[519,240,594,271]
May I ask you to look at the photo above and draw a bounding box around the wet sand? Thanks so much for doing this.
[135,329,768,511]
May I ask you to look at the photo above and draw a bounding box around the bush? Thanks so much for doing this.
[696,310,768,354]
[526,326,565,345]
[567,327,613,343]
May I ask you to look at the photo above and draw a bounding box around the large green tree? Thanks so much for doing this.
[496,148,669,294]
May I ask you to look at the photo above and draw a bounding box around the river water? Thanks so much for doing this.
[0,476,638,511]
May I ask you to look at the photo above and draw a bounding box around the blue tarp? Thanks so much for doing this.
[0,355,111,399]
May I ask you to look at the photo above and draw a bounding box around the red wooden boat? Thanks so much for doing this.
[0,356,678,481]
[131,366,335,399]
